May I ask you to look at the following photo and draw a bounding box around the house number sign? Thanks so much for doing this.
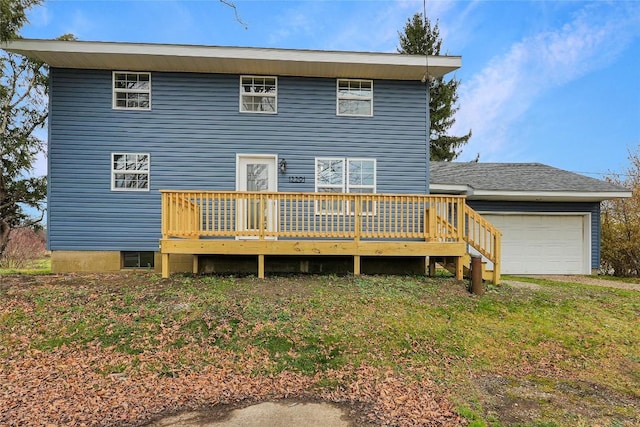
[288,176,306,183]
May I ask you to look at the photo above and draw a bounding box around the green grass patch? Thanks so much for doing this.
[0,257,51,274]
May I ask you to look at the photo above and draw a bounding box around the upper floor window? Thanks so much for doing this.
[336,79,373,117]
[113,72,151,110]
[240,76,277,113]
[111,153,150,191]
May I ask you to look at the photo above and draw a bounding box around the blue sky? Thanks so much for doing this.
[21,0,640,178]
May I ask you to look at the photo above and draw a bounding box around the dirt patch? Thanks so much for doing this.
[502,279,542,291]
[474,375,640,426]
[526,275,640,291]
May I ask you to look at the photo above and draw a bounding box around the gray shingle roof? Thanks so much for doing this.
[430,162,628,193]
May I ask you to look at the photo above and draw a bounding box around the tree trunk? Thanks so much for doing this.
[0,218,10,259]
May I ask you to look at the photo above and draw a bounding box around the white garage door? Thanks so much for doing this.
[482,214,589,275]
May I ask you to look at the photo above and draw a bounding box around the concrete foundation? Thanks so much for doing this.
[51,251,193,274]
[51,251,428,276]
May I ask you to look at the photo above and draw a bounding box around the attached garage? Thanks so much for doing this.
[430,162,631,275]
[481,213,590,275]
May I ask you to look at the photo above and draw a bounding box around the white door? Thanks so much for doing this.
[236,155,278,237]
[482,214,590,275]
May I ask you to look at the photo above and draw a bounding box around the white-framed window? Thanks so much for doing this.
[240,75,277,113]
[336,79,373,117]
[111,153,150,191]
[346,159,376,193]
[315,158,345,194]
[113,72,151,110]
[315,157,376,214]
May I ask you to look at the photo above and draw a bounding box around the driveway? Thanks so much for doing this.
[518,275,640,291]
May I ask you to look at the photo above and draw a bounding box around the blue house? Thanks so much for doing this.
[4,39,627,280]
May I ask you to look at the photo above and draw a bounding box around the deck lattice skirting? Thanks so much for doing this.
[160,190,501,283]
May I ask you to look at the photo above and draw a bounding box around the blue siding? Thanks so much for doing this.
[467,200,601,270]
[48,69,428,251]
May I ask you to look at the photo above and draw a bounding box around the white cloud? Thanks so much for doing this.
[62,9,94,39]
[453,2,640,162]
[322,0,424,52]
[26,3,51,29]
[269,7,315,45]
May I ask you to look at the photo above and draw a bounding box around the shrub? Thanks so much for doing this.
[0,227,47,269]
[601,149,640,276]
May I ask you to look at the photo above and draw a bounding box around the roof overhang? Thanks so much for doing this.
[1,39,461,80]
[430,184,632,202]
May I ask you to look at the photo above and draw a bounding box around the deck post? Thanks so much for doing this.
[493,234,501,284]
[258,254,265,279]
[457,199,465,241]
[192,255,199,274]
[428,205,436,241]
[354,194,362,242]
[162,253,169,279]
[455,256,464,281]
[353,195,361,275]
[428,257,436,276]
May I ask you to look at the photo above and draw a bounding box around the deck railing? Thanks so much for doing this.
[161,190,466,242]
[464,205,502,273]
[160,190,502,282]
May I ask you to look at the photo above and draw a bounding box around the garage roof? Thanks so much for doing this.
[430,162,631,201]
[1,39,461,80]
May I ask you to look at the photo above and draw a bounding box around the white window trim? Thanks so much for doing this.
[336,78,373,117]
[315,157,346,193]
[111,152,150,192]
[112,71,151,110]
[239,75,278,114]
[314,157,376,215]
[347,158,377,193]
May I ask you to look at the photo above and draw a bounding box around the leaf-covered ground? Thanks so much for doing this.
[1,272,638,426]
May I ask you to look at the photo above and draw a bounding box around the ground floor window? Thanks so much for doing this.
[122,251,155,268]
[315,157,376,193]
[111,153,150,191]
[315,157,376,214]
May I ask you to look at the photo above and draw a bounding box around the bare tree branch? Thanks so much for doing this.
[219,0,248,30]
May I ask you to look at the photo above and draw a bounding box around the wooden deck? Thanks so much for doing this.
[160,190,501,283]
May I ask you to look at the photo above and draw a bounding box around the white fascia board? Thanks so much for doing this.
[2,39,461,80]
[429,184,471,194]
[468,190,633,202]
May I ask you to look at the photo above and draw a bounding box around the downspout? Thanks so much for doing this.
[423,0,430,195]
[425,68,430,195]
[46,69,52,251]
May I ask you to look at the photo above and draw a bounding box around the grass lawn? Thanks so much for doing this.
[0,257,51,274]
[595,275,640,284]
[1,272,638,426]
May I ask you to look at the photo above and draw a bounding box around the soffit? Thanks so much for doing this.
[3,39,461,80]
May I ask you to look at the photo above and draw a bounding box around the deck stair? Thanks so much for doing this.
[436,254,498,283]
[431,205,502,284]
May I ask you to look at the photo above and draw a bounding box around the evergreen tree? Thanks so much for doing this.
[0,0,47,258]
[398,13,471,161]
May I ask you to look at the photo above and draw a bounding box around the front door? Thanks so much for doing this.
[236,155,278,237]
